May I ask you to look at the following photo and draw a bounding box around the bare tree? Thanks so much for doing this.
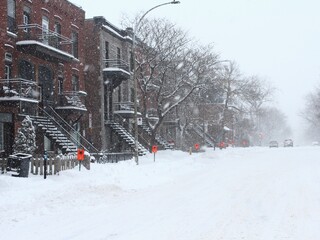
[213,61,245,142]
[135,18,219,145]
[240,76,275,144]
[301,85,320,140]
[259,107,291,144]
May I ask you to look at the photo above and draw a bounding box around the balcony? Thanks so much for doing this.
[113,102,141,118]
[0,78,40,103]
[16,24,76,62]
[55,91,87,112]
[103,59,131,89]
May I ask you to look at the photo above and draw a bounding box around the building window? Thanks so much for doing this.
[117,47,121,65]
[5,64,12,79]
[72,75,79,91]
[19,60,34,81]
[42,16,49,44]
[105,41,109,67]
[0,123,3,151]
[58,78,63,94]
[0,113,13,152]
[130,50,134,72]
[5,52,12,62]
[23,6,31,32]
[7,0,16,32]
[54,22,61,34]
[130,88,134,103]
[71,31,78,58]
[54,22,61,49]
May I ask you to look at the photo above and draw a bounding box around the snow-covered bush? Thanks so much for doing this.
[13,116,36,154]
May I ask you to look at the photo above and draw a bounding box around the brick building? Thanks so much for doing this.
[83,17,173,155]
[83,17,141,153]
[0,0,87,156]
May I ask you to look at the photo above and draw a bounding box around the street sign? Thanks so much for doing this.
[152,145,158,153]
[195,143,200,150]
[77,149,85,161]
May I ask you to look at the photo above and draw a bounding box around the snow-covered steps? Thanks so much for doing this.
[140,119,173,150]
[29,115,78,154]
[107,121,148,156]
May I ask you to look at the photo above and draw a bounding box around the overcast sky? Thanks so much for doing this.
[71,0,320,141]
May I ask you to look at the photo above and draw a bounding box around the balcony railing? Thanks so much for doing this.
[0,78,40,102]
[104,59,130,72]
[113,101,134,112]
[103,59,131,88]
[16,24,75,62]
[111,102,142,120]
[18,23,72,48]
[56,91,87,111]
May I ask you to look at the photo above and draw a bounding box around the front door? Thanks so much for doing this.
[39,66,53,109]
[0,113,13,157]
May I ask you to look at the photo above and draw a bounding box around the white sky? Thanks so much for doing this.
[71,0,320,140]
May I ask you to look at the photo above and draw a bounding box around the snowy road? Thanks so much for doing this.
[1,146,320,240]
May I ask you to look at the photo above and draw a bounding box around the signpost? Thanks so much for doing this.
[152,145,158,162]
[44,151,47,179]
[77,149,85,171]
[194,143,200,151]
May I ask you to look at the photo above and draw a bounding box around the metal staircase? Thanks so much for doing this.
[107,120,148,156]
[191,124,216,147]
[139,120,173,150]
[28,106,99,154]
[29,115,78,153]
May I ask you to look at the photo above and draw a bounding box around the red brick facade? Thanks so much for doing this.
[0,0,86,155]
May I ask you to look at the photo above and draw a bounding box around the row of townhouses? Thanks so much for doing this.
[0,0,181,157]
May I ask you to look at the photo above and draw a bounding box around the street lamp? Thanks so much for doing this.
[132,0,180,165]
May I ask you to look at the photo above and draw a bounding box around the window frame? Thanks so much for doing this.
[5,64,12,80]
[71,31,79,58]
[71,75,79,92]
[42,15,49,45]
[23,6,31,32]
[7,0,16,33]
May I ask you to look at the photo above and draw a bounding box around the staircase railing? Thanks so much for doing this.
[139,119,172,149]
[192,124,216,147]
[40,106,99,153]
[113,113,151,151]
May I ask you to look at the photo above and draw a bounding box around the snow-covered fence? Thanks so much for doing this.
[97,152,133,163]
[30,154,78,175]
[0,154,79,176]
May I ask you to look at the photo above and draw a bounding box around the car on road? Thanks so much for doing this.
[269,140,279,148]
[284,139,293,147]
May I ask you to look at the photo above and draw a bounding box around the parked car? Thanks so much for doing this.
[284,139,293,147]
[269,140,279,148]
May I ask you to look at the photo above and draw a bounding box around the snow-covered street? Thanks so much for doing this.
[1,146,320,240]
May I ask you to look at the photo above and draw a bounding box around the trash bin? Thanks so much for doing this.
[6,153,32,177]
